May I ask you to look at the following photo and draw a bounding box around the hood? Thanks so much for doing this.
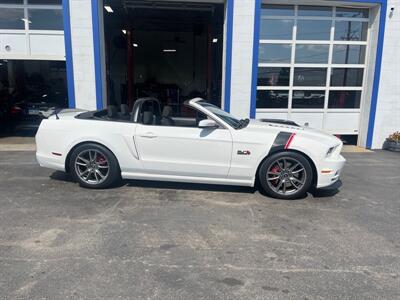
[246,120,342,147]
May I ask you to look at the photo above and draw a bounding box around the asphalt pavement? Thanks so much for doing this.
[0,150,399,299]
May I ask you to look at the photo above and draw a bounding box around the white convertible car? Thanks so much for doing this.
[36,97,345,199]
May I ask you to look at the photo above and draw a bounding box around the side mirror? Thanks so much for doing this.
[198,119,218,129]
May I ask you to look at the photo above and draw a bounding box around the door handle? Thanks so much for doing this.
[140,132,157,138]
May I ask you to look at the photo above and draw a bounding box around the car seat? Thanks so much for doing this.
[107,105,118,119]
[120,104,129,115]
[142,111,154,125]
[119,104,130,120]
[161,106,175,126]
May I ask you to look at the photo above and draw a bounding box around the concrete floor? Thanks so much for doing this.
[0,151,399,299]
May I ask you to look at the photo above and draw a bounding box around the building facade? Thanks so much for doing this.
[0,0,398,149]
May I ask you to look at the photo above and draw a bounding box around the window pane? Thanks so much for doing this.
[259,44,292,63]
[297,20,331,40]
[334,21,368,41]
[258,67,290,86]
[28,0,61,4]
[0,8,24,30]
[292,90,325,108]
[0,0,23,3]
[260,19,293,40]
[329,91,361,108]
[298,6,332,17]
[336,7,369,18]
[28,9,63,30]
[257,90,289,109]
[332,45,366,64]
[331,68,364,86]
[295,44,329,64]
[293,68,327,86]
[261,5,294,17]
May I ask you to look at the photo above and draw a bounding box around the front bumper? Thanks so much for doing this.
[316,154,346,188]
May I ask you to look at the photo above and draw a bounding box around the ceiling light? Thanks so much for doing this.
[212,38,218,43]
[133,43,138,47]
[122,29,126,34]
[104,5,114,13]
[163,49,177,53]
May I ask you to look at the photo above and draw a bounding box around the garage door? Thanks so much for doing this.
[255,4,369,136]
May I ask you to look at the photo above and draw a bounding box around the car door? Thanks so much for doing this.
[134,120,232,178]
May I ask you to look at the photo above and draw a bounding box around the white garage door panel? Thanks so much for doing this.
[325,113,360,134]
[290,113,324,129]
[256,112,288,120]
[0,34,27,55]
[30,34,65,56]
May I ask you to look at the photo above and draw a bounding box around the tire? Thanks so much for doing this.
[69,143,121,189]
[258,151,313,200]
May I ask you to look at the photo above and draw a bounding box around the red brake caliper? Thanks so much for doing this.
[96,155,106,165]
[271,165,280,185]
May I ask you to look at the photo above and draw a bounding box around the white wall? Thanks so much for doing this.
[371,0,400,149]
[69,0,97,110]
[228,0,255,118]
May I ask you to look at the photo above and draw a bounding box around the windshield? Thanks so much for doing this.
[197,101,248,129]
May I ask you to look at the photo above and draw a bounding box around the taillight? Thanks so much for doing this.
[10,106,22,114]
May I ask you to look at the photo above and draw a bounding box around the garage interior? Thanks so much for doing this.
[103,0,224,114]
[0,59,67,137]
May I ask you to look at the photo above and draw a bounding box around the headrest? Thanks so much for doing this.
[120,104,129,115]
[162,106,173,117]
[107,105,118,118]
[142,111,154,125]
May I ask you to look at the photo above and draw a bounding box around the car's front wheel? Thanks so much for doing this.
[258,151,313,199]
[69,143,120,189]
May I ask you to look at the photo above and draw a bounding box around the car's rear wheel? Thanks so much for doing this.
[258,151,313,199]
[69,143,120,189]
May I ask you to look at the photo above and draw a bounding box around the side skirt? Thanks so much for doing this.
[121,172,255,187]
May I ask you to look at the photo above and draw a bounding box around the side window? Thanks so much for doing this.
[159,104,208,128]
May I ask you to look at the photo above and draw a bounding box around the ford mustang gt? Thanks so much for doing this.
[35,97,345,199]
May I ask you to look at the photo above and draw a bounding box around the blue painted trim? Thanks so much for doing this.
[223,0,234,113]
[91,0,104,110]
[250,0,261,119]
[343,0,384,3]
[62,0,75,108]
[366,0,387,149]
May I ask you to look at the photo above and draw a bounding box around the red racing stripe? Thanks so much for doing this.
[284,133,296,149]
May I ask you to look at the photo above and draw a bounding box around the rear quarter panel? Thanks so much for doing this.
[36,118,141,173]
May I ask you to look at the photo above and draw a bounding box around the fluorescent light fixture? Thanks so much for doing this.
[21,18,31,24]
[212,38,218,43]
[122,29,126,34]
[163,49,177,53]
[133,43,138,47]
[104,5,113,13]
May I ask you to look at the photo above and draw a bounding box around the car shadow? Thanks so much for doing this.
[49,171,341,198]
[50,171,74,182]
[309,180,342,198]
[49,171,257,194]
[124,179,257,194]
